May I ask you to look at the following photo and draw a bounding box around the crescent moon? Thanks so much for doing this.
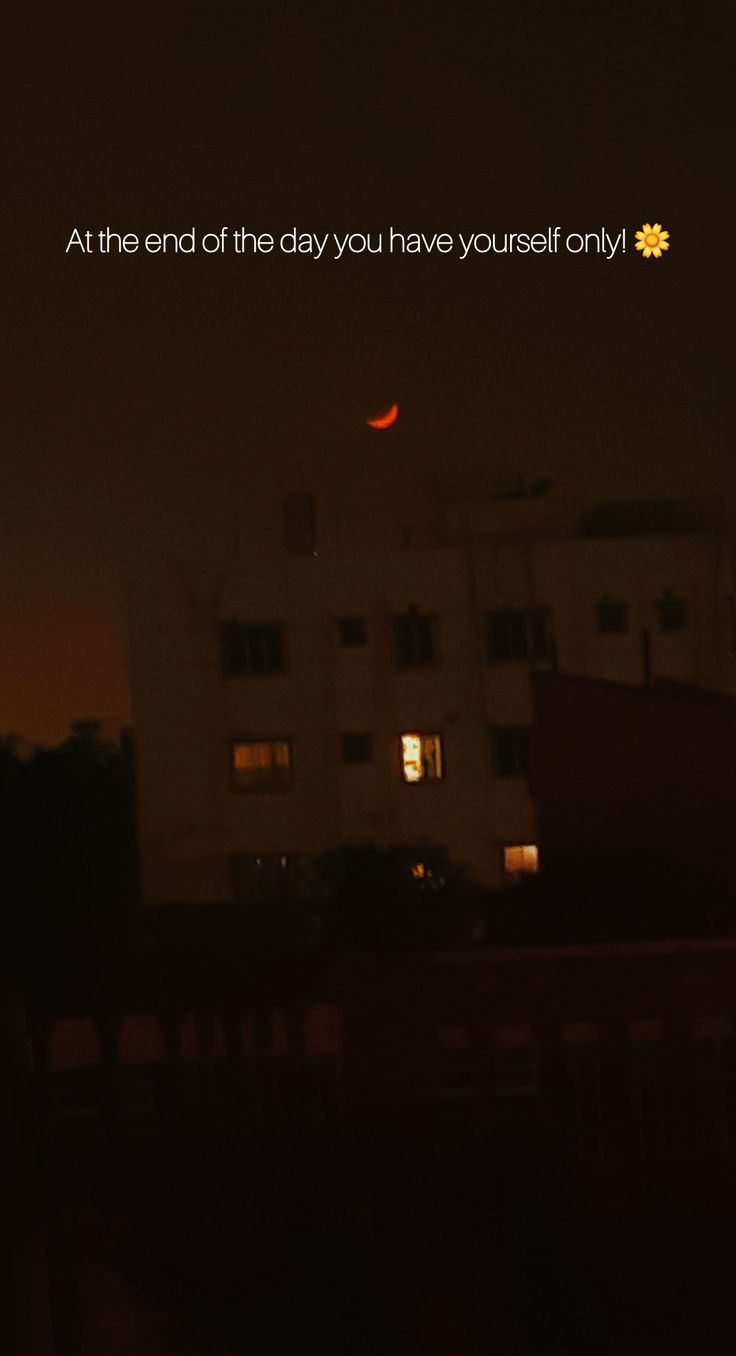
[366,403,399,430]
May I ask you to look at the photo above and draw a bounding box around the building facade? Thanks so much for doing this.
[531,671,736,896]
[127,486,735,901]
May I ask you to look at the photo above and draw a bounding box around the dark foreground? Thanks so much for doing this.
[18,940,736,1353]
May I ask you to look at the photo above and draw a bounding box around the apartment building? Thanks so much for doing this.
[128,484,735,901]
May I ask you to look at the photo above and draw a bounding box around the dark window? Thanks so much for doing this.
[337,617,368,647]
[230,851,309,900]
[488,610,527,660]
[486,609,551,663]
[219,622,284,677]
[282,493,316,552]
[491,726,531,779]
[231,740,292,790]
[341,732,373,765]
[656,591,688,633]
[596,599,629,634]
[393,608,438,668]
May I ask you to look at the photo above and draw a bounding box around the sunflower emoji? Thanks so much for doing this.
[635,223,670,258]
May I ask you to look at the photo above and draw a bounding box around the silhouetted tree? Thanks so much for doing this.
[2,721,138,967]
[311,841,480,949]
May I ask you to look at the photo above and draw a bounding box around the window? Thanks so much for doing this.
[231,739,291,790]
[485,609,551,663]
[400,732,443,783]
[503,844,539,876]
[491,726,531,779]
[341,732,373,764]
[282,492,316,552]
[393,608,438,668]
[337,616,368,647]
[596,598,629,634]
[230,851,308,900]
[219,622,284,677]
[656,591,688,633]
[410,859,446,889]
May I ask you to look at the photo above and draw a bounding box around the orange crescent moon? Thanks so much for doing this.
[366,403,399,429]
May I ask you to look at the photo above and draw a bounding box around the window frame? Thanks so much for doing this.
[485,608,551,664]
[399,731,445,784]
[337,616,368,648]
[230,737,293,792]
[230,850,310,900]
[501,843,540,876]
[655,592,688,634]
[219,620,287,679]
[595,598,629,635]
[392,608,440,670]
[490,724,532,780]
[340,732,374,765]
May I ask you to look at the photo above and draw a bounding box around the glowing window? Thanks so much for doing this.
[231,739,291,790]
[400,733,443,783]
[503,844,539,875]
[409,861,444,889]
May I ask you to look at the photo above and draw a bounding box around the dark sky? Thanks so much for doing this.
[5,1,728,742]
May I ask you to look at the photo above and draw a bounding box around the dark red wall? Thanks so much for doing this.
[530,675,736,890]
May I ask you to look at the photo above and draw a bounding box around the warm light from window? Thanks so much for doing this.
[401,733,423,782]
[233,741,288,772]
[503,844,539,875]
[232,740,291,789]
[400,733,443,782]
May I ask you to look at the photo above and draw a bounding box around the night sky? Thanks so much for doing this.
[5,2,728,742]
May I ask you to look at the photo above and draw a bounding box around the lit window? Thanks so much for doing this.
[219,622,285,677]
[337,617,368,647]
[409,860,445,888]
[656,591,687,633]
[231,739,292,790]
[503,844,539,875]
[393,608,438,668]
[341,732,373,764]
[596,598,629,634]
[400,732,443,783]
[491,726,531,779]
[485,609,551,663]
